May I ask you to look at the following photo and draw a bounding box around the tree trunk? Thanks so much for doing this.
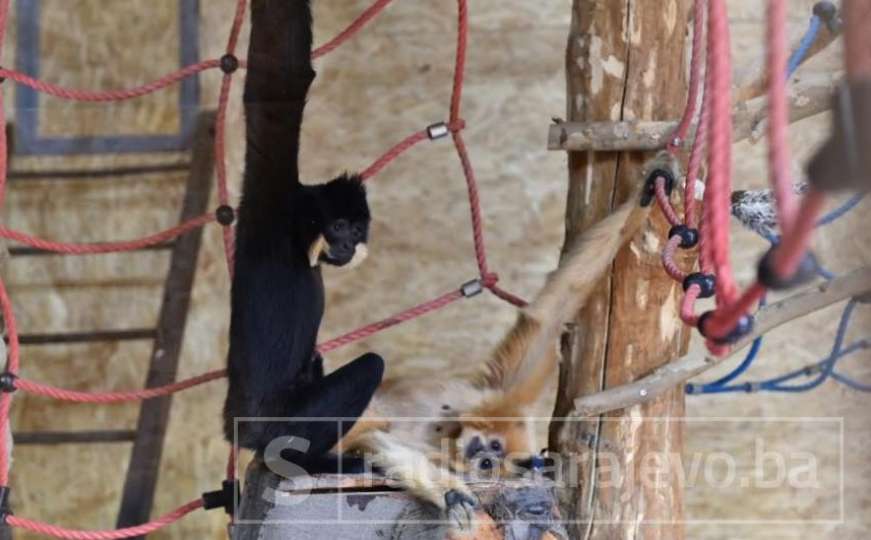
[549,2,693,539]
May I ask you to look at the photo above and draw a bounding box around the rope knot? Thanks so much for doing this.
[481,273,499,288]
[448,119,466,132]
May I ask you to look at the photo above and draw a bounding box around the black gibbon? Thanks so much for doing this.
[335,187,650,529]
[223,0,383,458]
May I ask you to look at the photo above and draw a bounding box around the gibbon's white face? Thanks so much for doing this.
[452,421,544,477]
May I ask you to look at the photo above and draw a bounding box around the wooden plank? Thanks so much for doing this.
[14,430,136,445]
[548,2,692,539]
[15,328,156,346]
[115,112,216,531]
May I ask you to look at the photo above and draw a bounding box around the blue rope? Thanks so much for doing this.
[693,302,869,394]
[787,15,822,77]
[817,193,866,226]
[760,300,856,391]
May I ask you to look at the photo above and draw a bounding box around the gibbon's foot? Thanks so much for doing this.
[444,489,478,531]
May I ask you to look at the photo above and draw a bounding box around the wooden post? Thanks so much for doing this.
[548,2,693,539]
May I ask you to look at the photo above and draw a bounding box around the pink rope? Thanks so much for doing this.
[766,0,797,232]
[7,499,204,540]
[313,0,396,59]
[450,0,469,124]
[680,284,701,325]
[684,74,709,230]
[225,0,248,54]
[668,0,707,151]
[452,132,490,277]
[360,130,429,180]
[662,235,688,281]
[15,370,226,404]
[317,290,464,353]
[702,0,737,306]
[0,213,215,255]
[0,61,219,102]
[488,284,528,308]
[655,176,681,227]
[0,276,18,485]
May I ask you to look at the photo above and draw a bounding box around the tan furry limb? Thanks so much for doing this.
[480,182,651,406]
[571,266,871,417]
[343,431,472,510]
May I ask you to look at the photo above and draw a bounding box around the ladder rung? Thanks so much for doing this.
[7,162,191,181]
[8,242,175,257]
[14,430,137,445]
[15,328,157,346]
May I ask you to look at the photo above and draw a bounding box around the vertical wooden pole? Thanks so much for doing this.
[549,2,693,539]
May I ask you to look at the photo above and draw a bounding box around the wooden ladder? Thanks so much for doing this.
[2,112,217,538]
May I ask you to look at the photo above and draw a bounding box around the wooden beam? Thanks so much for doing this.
[547,77,836,152]
[572,266,871,416]
[115,112,215,532]
[548,2,692,538]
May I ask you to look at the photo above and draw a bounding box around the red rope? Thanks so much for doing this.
[0,213,214,255]
[668,0,707,152]
[654,177,681,227]
[15,370,226,404]
[318,290,464,353]
[0,0,531,534]
[0,62,220,102]
[313,0,396,59]
[662,235,688,282]
[765,0,798,232]
[360,130,429,181]
[6,499,204,540]
[703,0,737,307]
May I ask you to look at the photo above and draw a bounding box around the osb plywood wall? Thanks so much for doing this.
[0,1,867,539]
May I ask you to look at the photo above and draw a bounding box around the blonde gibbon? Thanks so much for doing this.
[333,184,651,527]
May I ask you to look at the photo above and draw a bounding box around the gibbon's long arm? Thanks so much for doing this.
[225,0,383,457]
[243,0,315,196]
[479,185,651,406]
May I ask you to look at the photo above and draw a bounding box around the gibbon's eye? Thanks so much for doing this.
[331,219,348,233]
[489,439,502,453]
[351,223,364,240]
[478,457,494,471]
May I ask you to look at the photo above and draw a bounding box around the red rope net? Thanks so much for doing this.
[0,0,851,535]
[0,0,526,536]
